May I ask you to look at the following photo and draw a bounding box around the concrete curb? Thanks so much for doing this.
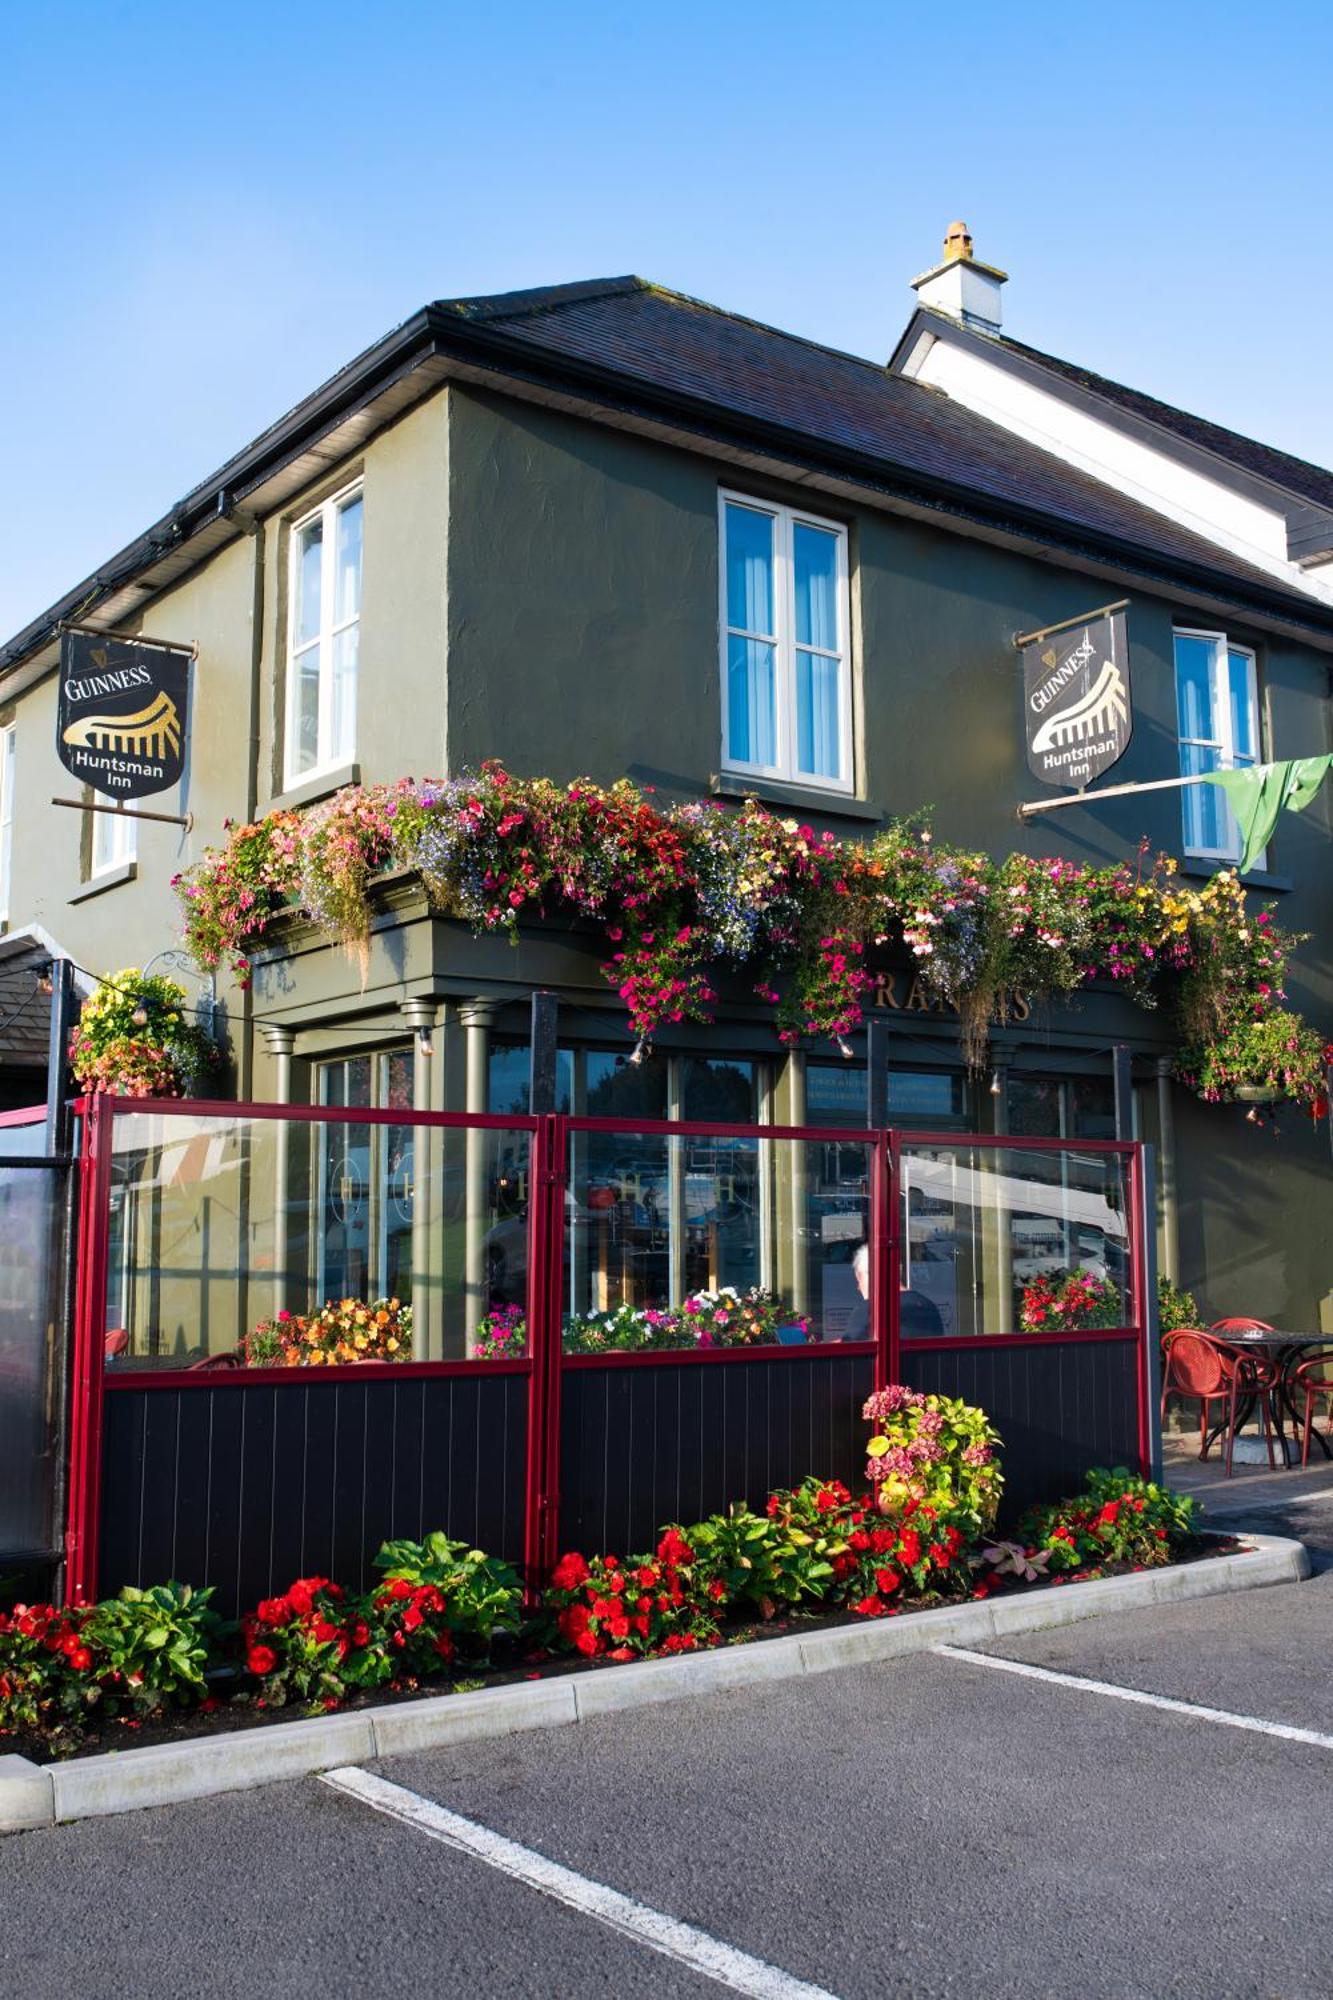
[0,1532,1307,1834]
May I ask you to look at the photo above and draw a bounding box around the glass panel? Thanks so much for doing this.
[295,517,323,647]
[0,1162,62,1556]
[796,649,841,780]
[1007,1078,1061,1138]
[564,1128,871,1348]
[105,1109,533,1366]
[1180,739,1231,855]
[332,625,358,763]
[1227,651,1258,761]
[584,1048,668,1119]
[335,494,363,624]
[1070,1079,1116,1140]
[681,1057,756,1122]
[806,1063,966,1129]
[293,639,321,774]
[1173,633,1219,743]
[724,502,774,635]
[727,635,777,766]
[793,521,839,650]
[0,1116,47,1159]
[899,1142,1132,1338]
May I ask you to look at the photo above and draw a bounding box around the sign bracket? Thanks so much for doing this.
[1013,599,1130,650]
[1018,772,1216,820]
[51,796,193,832]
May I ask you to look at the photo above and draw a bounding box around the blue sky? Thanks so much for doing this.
[2,0,1331,639]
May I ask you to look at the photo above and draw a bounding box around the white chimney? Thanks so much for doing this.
[911,221,1007,334]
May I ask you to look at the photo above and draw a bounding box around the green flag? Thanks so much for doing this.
[1201,756,1333,874]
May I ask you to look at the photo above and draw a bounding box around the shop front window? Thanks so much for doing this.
[315,1049,415,1303]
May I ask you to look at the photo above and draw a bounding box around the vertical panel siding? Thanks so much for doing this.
[99,1373,529,1619]
[903,1339,1141,1514]
[558,1353,875,1556]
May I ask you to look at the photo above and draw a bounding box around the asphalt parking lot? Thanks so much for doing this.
[5,1492,1332,2000]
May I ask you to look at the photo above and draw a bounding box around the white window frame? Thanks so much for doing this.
[284,477,364,788]
[1174,627,1264,866]
[718,490,853,794]
[0,725,13,920]
[91,799,136,878]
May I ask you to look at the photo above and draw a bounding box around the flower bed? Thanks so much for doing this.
[173,765,1327,1109]
[1019,1268,1124,1334]
[0,1468,1209,1761]
[3,1385,1205,1759]
[563,1287,809,1354]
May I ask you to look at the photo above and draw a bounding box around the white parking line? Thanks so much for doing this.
[321,1765,840,2000]
[937,1645,1333,1751]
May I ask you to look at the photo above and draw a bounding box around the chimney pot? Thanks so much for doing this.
[943,221,973,261]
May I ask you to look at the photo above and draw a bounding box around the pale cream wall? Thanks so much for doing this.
[2,387,452,1026]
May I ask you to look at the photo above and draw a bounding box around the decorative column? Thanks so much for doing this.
[1154,1057,1179,1284]
[401,997,442,1357]
[260,1026,296,1313]
[459,1000,500,1347]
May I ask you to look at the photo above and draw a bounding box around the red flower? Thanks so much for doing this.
[852,1595,885,1619]
[246,1644,277,1676]
[875,1568,902,1596]
[558,1603,593,1647]
[68,1646,93,1673]
[656,1529,694,1568]
[897,1529,921,1567]
[257,1595,293,1626]
[551,1552,589,1592]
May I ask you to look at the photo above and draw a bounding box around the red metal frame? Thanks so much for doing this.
[62,1096,1152,1593]
[65,1093,113,1605]
[561,1341,876,1370]
[104,1358,533,1390]
[0,1103,48,1128]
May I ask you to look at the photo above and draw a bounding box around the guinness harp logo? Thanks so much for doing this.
[57,631,191,800]
[1022,610,1132,790]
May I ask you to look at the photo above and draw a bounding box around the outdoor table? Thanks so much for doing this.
[1219,1332,1333,1462]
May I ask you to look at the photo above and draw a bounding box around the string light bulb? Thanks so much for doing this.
[989,1069,1002,1096]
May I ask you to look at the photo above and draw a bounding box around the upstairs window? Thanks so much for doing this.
[0,726,13,919]
[720,492,852,792]
[286,480,363,785]
[91,800,136,877]
[1174,630,1263,865]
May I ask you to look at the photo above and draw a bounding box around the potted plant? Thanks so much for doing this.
[69,969,222,1099]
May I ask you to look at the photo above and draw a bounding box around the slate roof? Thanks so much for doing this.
[992,330,1333,515]
[7,273,1333,675]
[438,277,1332,611]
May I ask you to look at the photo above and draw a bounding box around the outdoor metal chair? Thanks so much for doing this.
[185,1350,243,1371]
[1295,1353,1333,1467]
[104,1327,129,1362]
[1210,1317,1275,1334]
[1160,1330,1280,1478]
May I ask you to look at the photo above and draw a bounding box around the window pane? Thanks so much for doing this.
[681,1057,756,1122]
[332,627,357,764]
[1227,651,1259,761]
[725,504,774,635]
[295,518,323,647]
[294,639,321,774]
[1174,633,1219,742]
[1180,739,1231,854]
[793,522,839,650]
[727,635,777,766]
[335,495,363,625]
[796,649,841,779]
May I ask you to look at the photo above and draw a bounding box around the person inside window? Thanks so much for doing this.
[841,1242,944,1339]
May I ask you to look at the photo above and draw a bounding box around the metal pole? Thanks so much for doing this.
[1137,1145,1163,1482]
[1018,771,1227,821]
[1012,599,1130,648]
[528,991,559,1115]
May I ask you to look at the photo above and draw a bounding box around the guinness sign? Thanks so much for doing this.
[1022,608,1131,790]
[57,630,191,800]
